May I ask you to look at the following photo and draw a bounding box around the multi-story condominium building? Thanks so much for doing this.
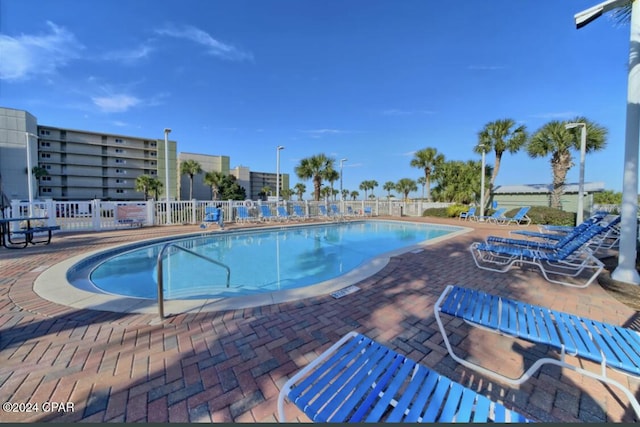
[0,107,177,202]
[178,152,230,200]
[0,106,290,203]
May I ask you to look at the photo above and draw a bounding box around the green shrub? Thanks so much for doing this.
[422,207,450,218]
[516,206,575,226]
[446,204,471,218]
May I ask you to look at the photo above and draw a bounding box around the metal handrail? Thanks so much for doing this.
[156,242,231,319]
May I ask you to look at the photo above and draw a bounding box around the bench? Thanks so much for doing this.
[435,285,640,418]
[12,225,61,246]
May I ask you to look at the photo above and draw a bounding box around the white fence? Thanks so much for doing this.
[1,198,452,234]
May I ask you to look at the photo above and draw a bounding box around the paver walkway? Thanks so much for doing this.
[0,217,638,422]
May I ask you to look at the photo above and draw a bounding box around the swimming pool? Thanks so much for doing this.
[68,220,464,301]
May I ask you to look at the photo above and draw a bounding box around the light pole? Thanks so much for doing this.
[574,0,640,284]
[276,146,284,204]
[24,132,37,216]
[565,122,587,225]
[477,144,487,219]
[163,128,171,225]
[340,158,348,200]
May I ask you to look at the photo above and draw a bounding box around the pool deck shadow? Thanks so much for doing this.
[0,216,638,422]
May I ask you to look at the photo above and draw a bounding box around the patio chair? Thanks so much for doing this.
[235,205,256,223]
[469,222,606,288]
[318,205,331,220]
[511,211,609,241]
[495,206,531,226]
[434,285,640,419]
[459,206,476,221]
[475,207,507,223]
[277,206,291,222]
[330,204,344,220]
[259,204,275,222]
[201,206,224,229]
[277,331,533,423]
[363,206,373,217]
[292,205,306,221]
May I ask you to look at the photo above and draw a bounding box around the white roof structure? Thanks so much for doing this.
[493,182,606,194]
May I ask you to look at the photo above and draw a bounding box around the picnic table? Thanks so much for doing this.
[0,216,60,249]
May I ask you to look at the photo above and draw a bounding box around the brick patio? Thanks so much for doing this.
[0,217,638,422]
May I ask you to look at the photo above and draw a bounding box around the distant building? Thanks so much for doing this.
[178,152,230,200]
[0,106,289,202]
[492,182,605,214]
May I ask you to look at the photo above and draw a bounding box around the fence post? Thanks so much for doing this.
[375,198,379,216]
[191,199,197,224]
[45,199,56,226]
[92,199,101,230]
[147,200,155,226]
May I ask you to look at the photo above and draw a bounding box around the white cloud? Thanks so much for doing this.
[92,94,141,113]
[155,25,253,61]
[0,21,84,81]
[100,43,154,63]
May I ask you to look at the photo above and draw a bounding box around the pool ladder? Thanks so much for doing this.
[156,242,231,319]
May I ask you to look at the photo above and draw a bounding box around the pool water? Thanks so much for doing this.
[86,221,460,300]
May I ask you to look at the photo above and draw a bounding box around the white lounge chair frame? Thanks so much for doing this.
[435,285,640,419]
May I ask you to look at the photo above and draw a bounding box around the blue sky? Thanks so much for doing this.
[0,0,633,199]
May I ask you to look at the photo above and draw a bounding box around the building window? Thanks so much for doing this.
[41,153,51,159]
[150,141,157,147]
[43,164,52,170]
[116,169,126,174]
[40,130,50,136]
[41,188,52,193]
[115,138,124,144]
[150,170,156,175]
[150,161,156,166]
[150,151,157,157]
[115,159,126,164]
[41,176,52,181]
[40,141,51,147]
[116,189,125,194]
[115,148,124,154]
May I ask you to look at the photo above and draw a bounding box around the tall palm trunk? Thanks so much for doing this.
[550,151,573,209]
[314,176,322,201]
[483,153,502,209]
[424,172,431,202]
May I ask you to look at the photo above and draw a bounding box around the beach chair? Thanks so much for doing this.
[330,204,344,220]
[459,206,476,221]
[201,206,224,229]
[259,204,275,222]
[475,207,506,223]
[235,205,255,223]
[277,206,291,222]
[496,206,531,226]
[277,331,533,423]
[363,206,373,217]
[291,205,306,221]
[318,205,331,220]
[434,285,640,419]
[511,211,609,241]
[469,222,606,288]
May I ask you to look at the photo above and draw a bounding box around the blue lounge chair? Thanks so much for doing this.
[363,206,372,217]
[470,222,606,288]
[277,331,533,423]
[235,205,256,223]
[292,205,306,220]
[496,206,531,226]
[475,207,506,223]
[201,206,224,229]
[318,205,331,219]
[277,206,290,222]
[330,204,344,219]
[511,211,609,241]
[459,206,476,221]
[435,285,640,418]
[259,204,275,222]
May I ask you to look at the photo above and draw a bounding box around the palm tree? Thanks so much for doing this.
[320,186,332,201]
[527,118,607,209]
[416,176,427,200]
[323,168,340,201]
[203,171,226,201]
[410,148,444,202]
[281,188,293,201]
[135,174,155,199]
[341,189,349,200]
[395,178,418,202]
[359,180,378,200]
[295,153,334,201]
[474,119,527,209]
[149,177,164,200]
[293,183,306,201]
[383,181,395,199]
[179,159,202,200]
[350,190,359,201]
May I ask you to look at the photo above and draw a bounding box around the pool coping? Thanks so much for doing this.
[34,219,472,316]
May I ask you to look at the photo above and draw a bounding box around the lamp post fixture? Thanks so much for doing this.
[565,122,587,225]
[340,158,348,200]
[574,0,640,284]
[276,146,284,204]
[477,144,487,219]
[163,128,171,225]
[25,132,37,216]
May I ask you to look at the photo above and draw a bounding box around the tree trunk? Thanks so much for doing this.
[484,152,502,211]
[425,171,431,202]
[550,152,572,209]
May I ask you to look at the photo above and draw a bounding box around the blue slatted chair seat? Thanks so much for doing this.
[437,285,640,379]
[279,332,532,423]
